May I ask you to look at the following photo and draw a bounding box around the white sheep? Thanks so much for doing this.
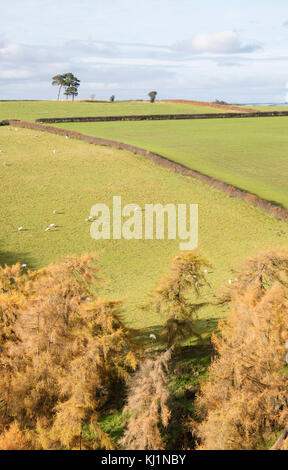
[49,223,56,228]
[21,263,27,268]
[18,226,24,231]
[45,227,50,231]
[53,210,58,215]
[52,149,56,154]
[149,334,157,341]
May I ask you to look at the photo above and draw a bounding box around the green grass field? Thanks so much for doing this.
[0,100,226,122]
[54,117,288,209]
[244,105,288,112]
[1,125,287,333]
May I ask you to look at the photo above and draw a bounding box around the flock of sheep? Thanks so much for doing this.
[1,127,238,344]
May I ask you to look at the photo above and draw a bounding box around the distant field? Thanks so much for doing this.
[246,105,288,112]
[1,126,287,332]
[0,100,227,122]
[54,117,288,209]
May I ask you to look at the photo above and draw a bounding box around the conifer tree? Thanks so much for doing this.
[120,348,173,450]
[147,252,211,346]
[0,255,139,450]
[194,250,288,450]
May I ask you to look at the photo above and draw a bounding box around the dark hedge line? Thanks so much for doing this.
[35,111,288,123]
[0,120,10,126]
[7,119,288,223]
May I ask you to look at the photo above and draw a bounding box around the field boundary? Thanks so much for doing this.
[5,119,288,223]
[34,110,288,123]
[162,99,255,114]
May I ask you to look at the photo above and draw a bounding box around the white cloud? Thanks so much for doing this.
[175,31,261,54]
[0,69,33,79]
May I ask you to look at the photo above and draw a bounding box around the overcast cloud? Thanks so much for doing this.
[0,0,288,102]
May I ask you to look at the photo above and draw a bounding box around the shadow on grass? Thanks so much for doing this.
[165,342,213,450]
[130,314,220,352]
[0,244,37,269]
[194,316,220,339]
[131,324,164,348]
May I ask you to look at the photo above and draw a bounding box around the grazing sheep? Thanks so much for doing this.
[52,149,56,154]
[53,210,58,214]
[149,333,157,341]
[65,135,69,139]
[228,279,232,285]
[3,162,7,166]
[204,269,208,274]
[45,227,50,231]
[18,226,24,231]
[21,263,27,268]
[49,223,56,228]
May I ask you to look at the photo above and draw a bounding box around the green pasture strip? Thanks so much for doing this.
[54,117,288,209]
[1,126,287,331]
[243,105,288,112]
[0,100,227,122]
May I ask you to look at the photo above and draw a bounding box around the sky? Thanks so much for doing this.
[1,0,288,103]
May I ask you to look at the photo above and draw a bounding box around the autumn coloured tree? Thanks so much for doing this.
[194,250,288,450]
[120,347,173,450]
[147,252,211,346]
[0,254,139,450]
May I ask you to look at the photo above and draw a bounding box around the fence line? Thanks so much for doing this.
[34,110,288,123]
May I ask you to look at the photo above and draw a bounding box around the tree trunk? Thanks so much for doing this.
[271,426,288,450]
[57,85,62,101]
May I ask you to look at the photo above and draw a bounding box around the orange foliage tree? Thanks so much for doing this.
[146,252,211,346]
[120,347,173,450]
[195,250,288,450]
[0,254,139,450]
